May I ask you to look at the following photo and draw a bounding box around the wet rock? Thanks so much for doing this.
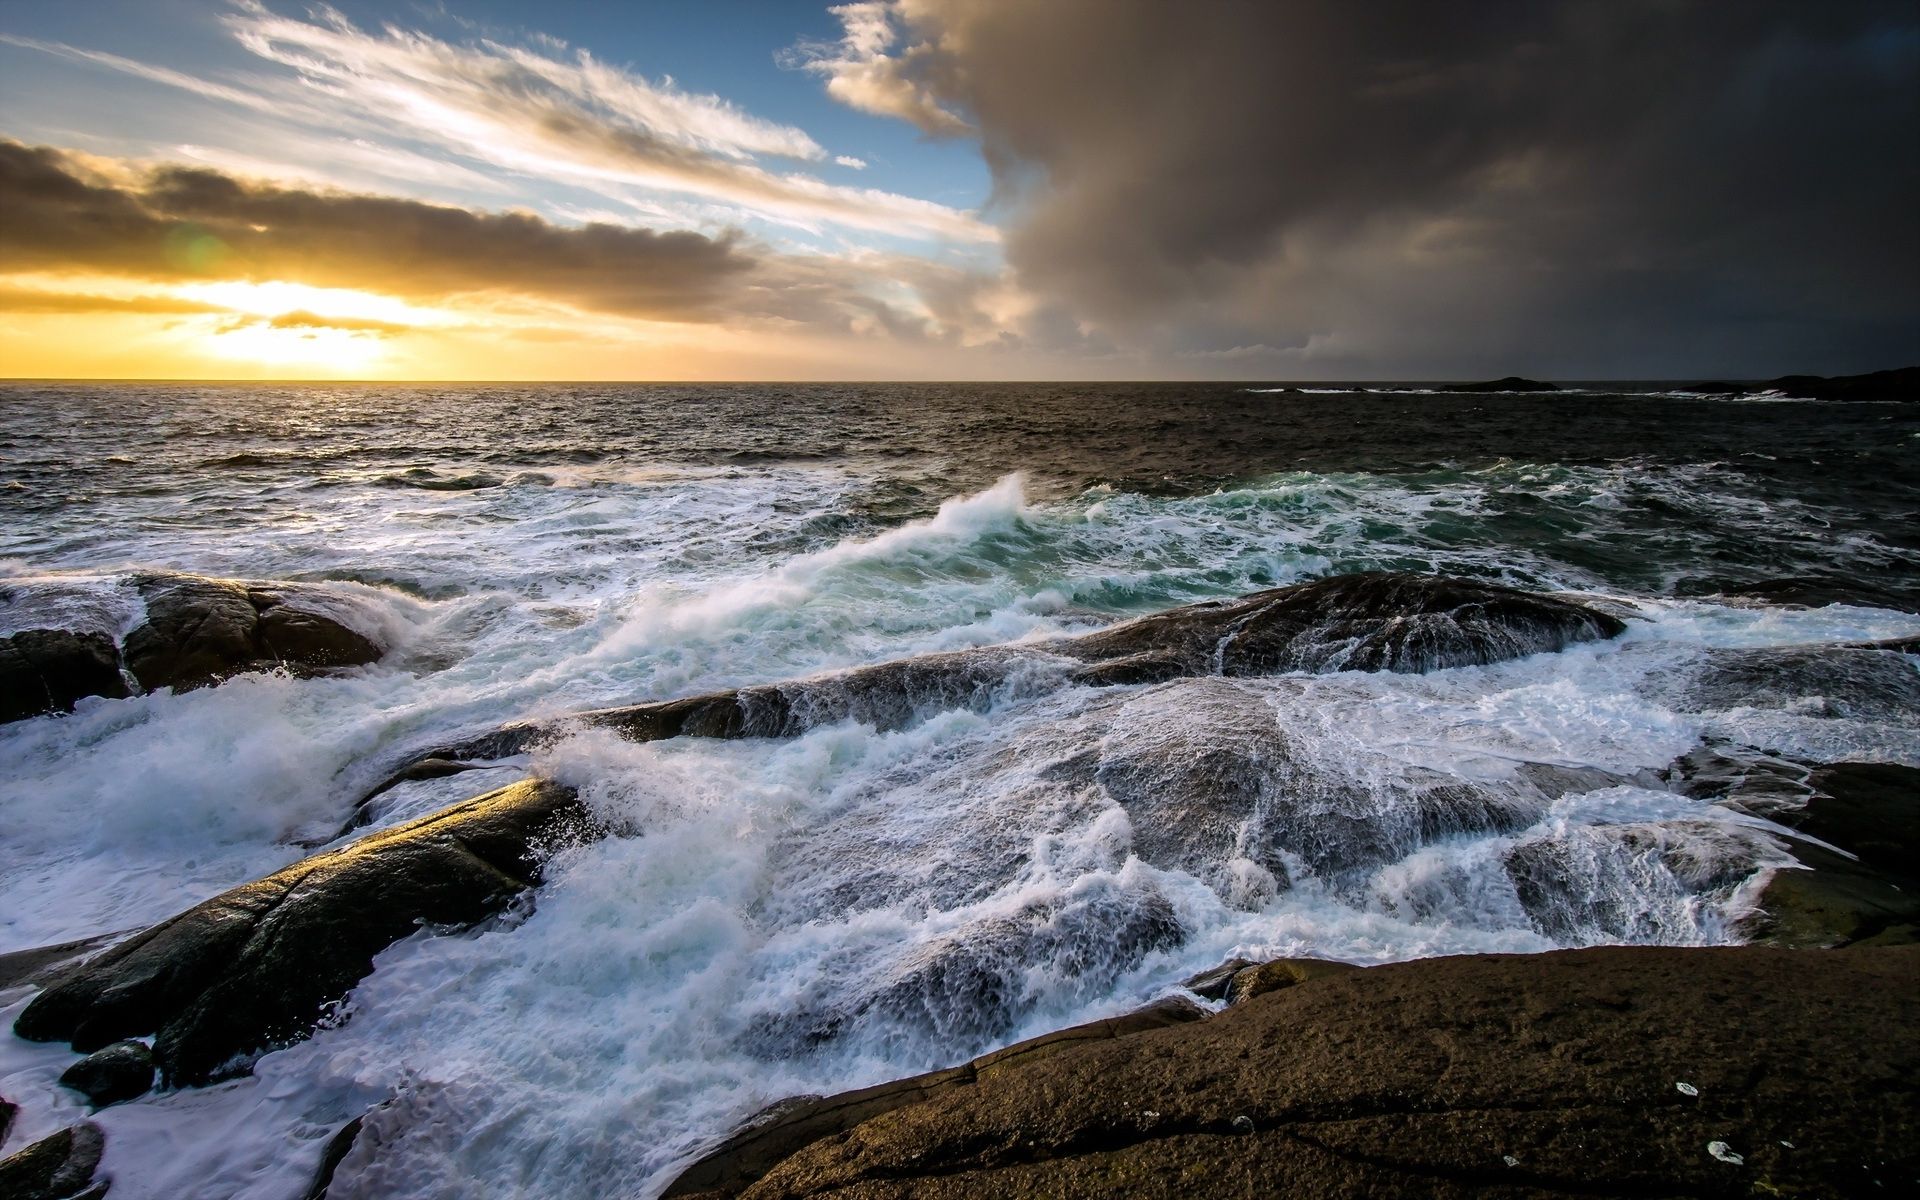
[1438,376,1561,392]
[1224,957,1361,1004]
[0,1121,107,1200]
[123,573,382,692]
[379,573,1626,800]
[1744,762,1920,948]
[695,945,1920,1199]
[1790,762,1920,875]
[663,997,1206,1199]
[0,629,127,723]
[1181,958,1258,1001]
[0,933,120,991]
[1059,572,1624,677]
[1750,851,1920,948]
[1675,574,1920,614]
[1,1094,13,1141]
[15,779,587,1086]
[58,1040,155,1110]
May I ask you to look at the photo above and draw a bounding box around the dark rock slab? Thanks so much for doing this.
[123,573,382,692]
[0,934,121,992]
[15,779,587,1086]
[1745,762,1920,948]
[58,1041,155,1110]
[706,945,1920,1199]
[1180,958,1258,1001]
[663,997,1207,1199]
[1059,572,1624,677]
[1438,376,1560,392]
[0,629,126,722]
[0,1121,108,1200]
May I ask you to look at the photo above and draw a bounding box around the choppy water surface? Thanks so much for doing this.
[1,382,1917,1198]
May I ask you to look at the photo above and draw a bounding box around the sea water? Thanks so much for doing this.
[1,382,1916,1198]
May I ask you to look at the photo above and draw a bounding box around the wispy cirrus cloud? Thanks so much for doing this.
[3,4,995,244]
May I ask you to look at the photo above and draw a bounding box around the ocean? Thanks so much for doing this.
[2,381,1918,1198]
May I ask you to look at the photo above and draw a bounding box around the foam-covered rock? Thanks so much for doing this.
[395,573,1628,797]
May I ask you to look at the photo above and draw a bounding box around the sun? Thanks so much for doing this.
[168,281,456,373]
[196,321,390,372]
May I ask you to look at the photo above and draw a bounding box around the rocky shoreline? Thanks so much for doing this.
[3,569,1916,1198]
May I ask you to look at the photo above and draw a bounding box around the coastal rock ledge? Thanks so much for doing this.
[0,570,388,724]
[661,945,1919,1199]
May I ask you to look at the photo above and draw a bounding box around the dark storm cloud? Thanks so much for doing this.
[868,0,1920,375]
[0,140,1019,340]
[0,140,751,321]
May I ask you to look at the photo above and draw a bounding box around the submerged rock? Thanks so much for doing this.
[15,779,587,1086]
[0,1121,108,1200]
[0,629,127,722]
[1682,643,1920,721]
[670,945,1920,1199]
[1504,819,1774,943]
[58,1040,155,1110]
[748,884,1188,1057]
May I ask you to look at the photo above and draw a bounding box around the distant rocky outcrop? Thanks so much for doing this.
[1438,376,1561,392]
[1687,365,1919,402]
[0,571,389,723]
[658,944,1920,1199]
[382,573,1628,799]
[15,779,587,1086]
